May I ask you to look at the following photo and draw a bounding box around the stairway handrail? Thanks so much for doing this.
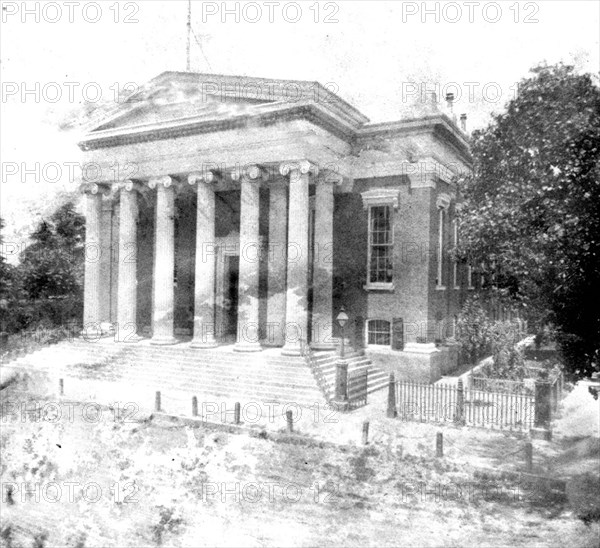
[299,338,332,402]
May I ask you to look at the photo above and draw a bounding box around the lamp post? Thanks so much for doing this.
[337,306,348,359]
[333,307,350,411]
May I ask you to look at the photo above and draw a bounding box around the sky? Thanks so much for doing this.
[1,0,599,251]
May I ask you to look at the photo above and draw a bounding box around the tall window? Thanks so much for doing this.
[436,194,450,289]
[436,207,445,288]
[368,205,393,284]
[467,265,474,289]
[453,219,459,289]
[368,319,391,345]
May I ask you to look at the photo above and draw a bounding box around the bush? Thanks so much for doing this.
[456,296,492,365]
[487,320,527,380]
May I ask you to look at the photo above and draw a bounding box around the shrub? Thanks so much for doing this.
[456,296,492,365]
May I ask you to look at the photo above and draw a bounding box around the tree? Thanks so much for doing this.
[458,63,600,379]
[15,202,85,329]
[0,218,18,333]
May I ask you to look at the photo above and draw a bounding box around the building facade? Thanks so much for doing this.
[79,72,472,379]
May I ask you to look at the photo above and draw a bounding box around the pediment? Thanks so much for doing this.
[80,71,371,150]
[90,80,274,133]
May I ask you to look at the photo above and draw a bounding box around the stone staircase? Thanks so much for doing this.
[1,338,388,414]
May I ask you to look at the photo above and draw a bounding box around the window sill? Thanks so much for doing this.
[435,285,447,291]
[364,283,394,292]
[468,286,475,291]
[453,286,461,290]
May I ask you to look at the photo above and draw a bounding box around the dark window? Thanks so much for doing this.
[369,205,393,283]
[368,319,391,345]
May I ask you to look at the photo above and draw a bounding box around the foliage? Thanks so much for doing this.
[0,203,85,335]
[0,218,19,333]
[18,202,85,300]
[455,295,492,365]
[457,63,600,379]
[487,320,528,380]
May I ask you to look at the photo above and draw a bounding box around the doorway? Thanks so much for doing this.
[222,254,239,340]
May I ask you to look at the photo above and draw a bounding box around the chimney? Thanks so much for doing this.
[425,90,438,109]
[460,113,467,132]
[445,92,455,114]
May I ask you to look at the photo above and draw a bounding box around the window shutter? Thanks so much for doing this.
[392,317,404,350]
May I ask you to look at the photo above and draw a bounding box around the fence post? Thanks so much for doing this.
[59,378,64,396]
[155,391,161,413]
[192,396,198,417]
[387,373,397,418]
[234,402,241,425]
[286,410,293,433]
[362,421,369,445]
[436,432,443,457]
[455,379,465,425]
[534,381,552,429]
[525,442,533,473]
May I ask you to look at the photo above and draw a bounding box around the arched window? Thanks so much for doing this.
[367,319,391,346]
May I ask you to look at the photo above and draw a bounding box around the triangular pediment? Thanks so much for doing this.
[80,71,371,149]
[90,78,275,133]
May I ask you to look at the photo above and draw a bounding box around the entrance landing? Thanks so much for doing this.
[2,338,389,415]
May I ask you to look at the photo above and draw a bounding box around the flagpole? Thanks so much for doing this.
[186,0,191,71]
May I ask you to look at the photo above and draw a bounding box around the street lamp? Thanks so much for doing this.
[336,306,349,359]
[333,306,350,410]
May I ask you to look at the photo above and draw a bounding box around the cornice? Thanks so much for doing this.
[78,103,357,151]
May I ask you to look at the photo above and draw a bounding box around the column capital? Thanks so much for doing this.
[315,171,344,186]
[188,171,215,185]
[148,175,173,189]
[436,193,451,210]
[111,179,139,193]
[231,164,263,182]
[80,182,111,196]
[279,160,318,178]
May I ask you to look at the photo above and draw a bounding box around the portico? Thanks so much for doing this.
[81,160,338,355]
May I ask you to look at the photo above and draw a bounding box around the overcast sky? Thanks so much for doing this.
[1,0,599,247]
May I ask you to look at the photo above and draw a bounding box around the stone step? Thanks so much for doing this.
[4,340,387,408]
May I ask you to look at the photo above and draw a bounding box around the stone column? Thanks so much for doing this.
[189,171,218,348]
[82,185,104,337]
[150,176,177,345]
[311,176,337,350]
[232,166,262,352]
[265,181,288,346]
[116,180,141,342]
[280,160,314,356]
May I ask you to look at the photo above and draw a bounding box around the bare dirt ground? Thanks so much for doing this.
[1,376,599,548]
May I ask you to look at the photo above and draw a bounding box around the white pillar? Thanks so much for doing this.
[189,171,218,348]
[82,185,103,337]
[116,181,141,342]
[311,177,336,350]
[150,176,177,345]
[265,181,287,346]
[280,160,314,356]
[233,166,262,352]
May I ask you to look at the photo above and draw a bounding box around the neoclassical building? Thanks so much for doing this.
[79,72,472,377]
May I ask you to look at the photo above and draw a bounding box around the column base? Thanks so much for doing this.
[233,341,262,352]
[115,333,143,343]
[311,342,336,351]
[80,329,102,340]
[190,338,218,349]
[150,336,178,346]
[330,398,349,412]
[281,343,303,356]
